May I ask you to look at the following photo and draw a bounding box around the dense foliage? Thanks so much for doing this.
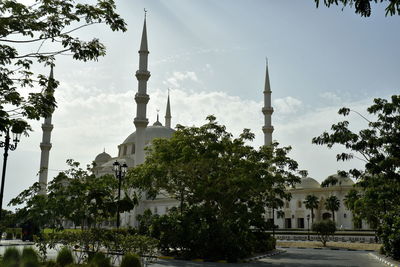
[312,95,400,259]
[0,0,126,133]
[128,116,301,261]
[303,195,319,224]
[34,228,157,265]
[314,0,400,17]
[9,160,136,230]
[312,220,337,246]
[324,195,340,222]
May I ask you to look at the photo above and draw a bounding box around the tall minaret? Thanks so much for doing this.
[262,61,274,146]
[134,13,150,166]
[38,66,55,195]
[165,90,171,128]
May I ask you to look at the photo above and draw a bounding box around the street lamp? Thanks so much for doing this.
[0,128,21,222]
[307,214,310,241]
[113,161,128,229]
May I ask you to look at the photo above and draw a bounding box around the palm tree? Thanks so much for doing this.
[325,195,340,222]
[304,194,319,224]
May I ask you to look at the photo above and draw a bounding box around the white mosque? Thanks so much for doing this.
[38,17,368,230]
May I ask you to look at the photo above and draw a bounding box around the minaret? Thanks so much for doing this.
[262,61,274,146]
[165,90,171,128]
[38,66,55,195]
[134,14,150,166]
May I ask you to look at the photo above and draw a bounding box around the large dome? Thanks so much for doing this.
[122,125,175,145]
[94,151,111,163]
[296,177,321,189]
[323,174,355,187]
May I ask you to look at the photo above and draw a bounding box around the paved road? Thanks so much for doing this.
[147,248,386,267]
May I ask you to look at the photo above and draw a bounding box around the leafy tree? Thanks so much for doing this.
[127,115,301,261]
[324,195,340,222]
[312,220,336,246]
[304,194,320,224]
[9,159,136,230]
[0,0,126,133]
[312,95,400,259]
[314,0,400,17]
[321,175,339,187]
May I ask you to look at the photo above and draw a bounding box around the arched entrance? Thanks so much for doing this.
[322,212,332,220]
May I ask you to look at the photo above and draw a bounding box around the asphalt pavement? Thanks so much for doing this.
[147,248,388,267]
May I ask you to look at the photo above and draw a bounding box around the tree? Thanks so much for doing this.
[312,220,336,246]
[312,95,400,259]
[127,115,301,261]
[324,195,340,222]
[0,0,126,133]
[304,194,320,224]
[9,159,136,230]
[314,0,400,17]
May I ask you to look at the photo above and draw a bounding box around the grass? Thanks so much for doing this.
[42,228,82,234]
[277,241,382,251]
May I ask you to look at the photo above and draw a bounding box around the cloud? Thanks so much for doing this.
[163,71,199,88]
[273,96,303,114]
[320,91,342,103]
[6,76,384,211]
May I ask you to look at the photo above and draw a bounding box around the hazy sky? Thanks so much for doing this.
[3,0,400,209]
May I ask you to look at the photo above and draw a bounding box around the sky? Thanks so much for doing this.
[2,0,400,210]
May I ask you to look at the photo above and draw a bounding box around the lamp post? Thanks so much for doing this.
[113,161,128,229]
[307,214,310,241]
[0,128,21,222]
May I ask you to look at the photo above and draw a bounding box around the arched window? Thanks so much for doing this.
[285,201,290,208]
[298,200,302,208]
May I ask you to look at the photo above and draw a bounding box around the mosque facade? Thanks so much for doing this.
[40,17,368,230]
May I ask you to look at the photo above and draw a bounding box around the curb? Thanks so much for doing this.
[157,249,285,264]
[278,246,377,252]
[241,249,286,263]
[369,253,400,267]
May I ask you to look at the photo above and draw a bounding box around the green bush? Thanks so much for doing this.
[21,247,39,262]
[265,236,276,251]
[15,232,22,239]
[312,220,336,246]
[5,230,14,240]
[2,247,20,267]
[21,247,40,267]
[120,253,141,267]
[89,252,111,267]
[56,247,74,267]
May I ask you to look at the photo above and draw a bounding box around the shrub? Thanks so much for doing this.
[5,230,14,240]
[120,253,141,267]
[21,247,40,267]
[22,247,39,262]
[89,252,111,267]
[2,247,20,267]
[56,247,74,267]
[312,220,336,246]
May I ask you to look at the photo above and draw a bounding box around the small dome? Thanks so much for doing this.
[323,174,355,187]
[296,177,321,189]
[94,151,111,163]
[122,125,175,145]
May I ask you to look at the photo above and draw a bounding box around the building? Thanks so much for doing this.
[272,174,365,230]
[40,16,365,230]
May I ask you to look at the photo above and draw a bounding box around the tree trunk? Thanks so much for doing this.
[311,208,314,224]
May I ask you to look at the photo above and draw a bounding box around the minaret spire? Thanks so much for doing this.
[262,59,274,146]
[38,66,55,195]
[165,89,171,128]
[134,13,151,166]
